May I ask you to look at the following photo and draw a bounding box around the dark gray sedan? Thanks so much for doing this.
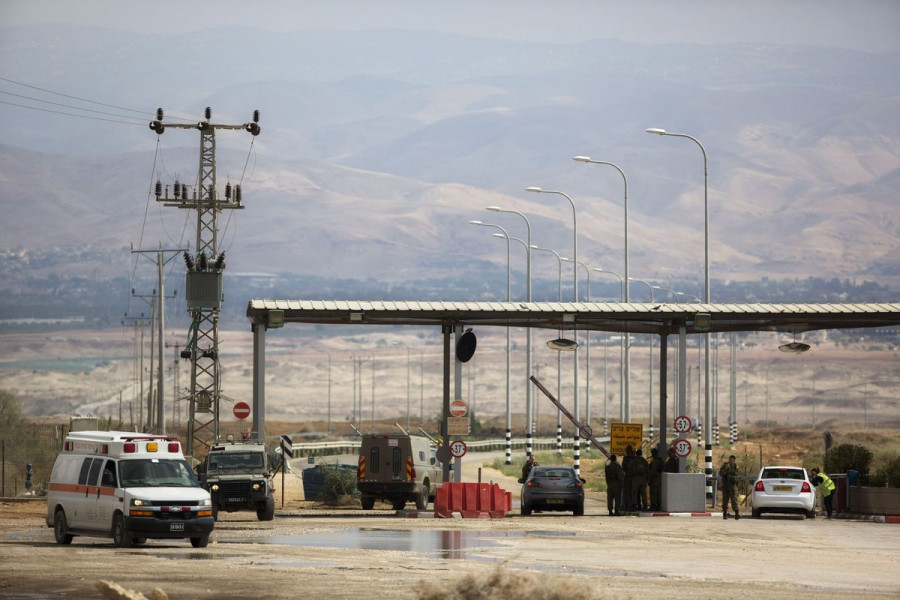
[519,465,585,516]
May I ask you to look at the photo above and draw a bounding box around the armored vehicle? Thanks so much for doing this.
[202,439,275,521]
[356,434,442,510]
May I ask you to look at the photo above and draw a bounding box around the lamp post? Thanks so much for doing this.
[573,156,630,423]
[486,205,533,457]
[564,257,594,449]
[532,244,567,456]
[646,126,713,501]
[594,267,626,425]
[469,219,513,465]
[526,187,581,475]
[630,278,655,437]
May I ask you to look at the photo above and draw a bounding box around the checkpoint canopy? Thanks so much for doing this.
[245,299,900,448]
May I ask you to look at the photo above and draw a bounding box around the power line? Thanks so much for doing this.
[0,99,145,125]
[0,76,194,122]
[0,89,148,122]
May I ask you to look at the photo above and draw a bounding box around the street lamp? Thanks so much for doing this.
[646,126,713,501]
[526,187,581,475]
[629,278,655,437]
[573,156,631,422]
[563,257,594,449]
[532,244,567,456]
[470,219,513,465]
[486,205,533,457]
[594,267,626,425]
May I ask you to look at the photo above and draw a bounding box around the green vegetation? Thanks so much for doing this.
[315,465,360,505]
[870,456,900,488]
[824,443,874,482]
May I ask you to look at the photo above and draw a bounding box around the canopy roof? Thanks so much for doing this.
[246,300,900,335]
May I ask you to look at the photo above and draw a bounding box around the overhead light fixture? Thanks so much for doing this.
[547,338,578,351]
[778,341,810,353]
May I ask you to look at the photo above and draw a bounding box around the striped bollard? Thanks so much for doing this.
[705,443,713,503]
[573,437,580,477]
[556,424,562,455]
[505,428,512,465]
[713,422,720,446]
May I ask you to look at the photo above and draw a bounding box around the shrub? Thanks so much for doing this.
[870,456,900,488]
[315,465,359,505]
[823,443,873,481]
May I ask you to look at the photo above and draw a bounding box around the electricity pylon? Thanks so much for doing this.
[149,107,260,456]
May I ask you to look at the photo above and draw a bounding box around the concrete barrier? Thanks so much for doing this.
[434,482,511,518]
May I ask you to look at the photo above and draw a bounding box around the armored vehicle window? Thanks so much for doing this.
[369,447,380,474]
[419,451,426,462]
[392,447,402,476]
[209,452,265,470]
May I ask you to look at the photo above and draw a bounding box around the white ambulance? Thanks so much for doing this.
[46,431,214,548]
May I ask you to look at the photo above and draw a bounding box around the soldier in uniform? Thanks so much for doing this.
[664,446,679,473]
[622,445,635,511]
[719,454,741,519]
[604,454,624,516]
[628,448,650,511]
[648,447,665,511]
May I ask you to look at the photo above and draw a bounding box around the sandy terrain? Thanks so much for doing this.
[0,454,898,600]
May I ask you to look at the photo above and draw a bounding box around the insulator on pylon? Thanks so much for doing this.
[156,108,164,121]
[155,180,162,198]
[183,251,195,272]
[214,252,226,272]
[225,182,232,200]
[198,252,208,272]
[235,185,242,203]
[205,107,211,120]
[253,109,259,123]
[174,181,181,198]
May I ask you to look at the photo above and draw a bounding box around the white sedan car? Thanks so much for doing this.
[751,466,816,518]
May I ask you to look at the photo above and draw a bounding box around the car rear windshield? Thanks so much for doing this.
[761,468,805,480]
[533,468,575,479]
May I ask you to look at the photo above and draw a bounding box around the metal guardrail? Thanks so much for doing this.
[289,436,612,458]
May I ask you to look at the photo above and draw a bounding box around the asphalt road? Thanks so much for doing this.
[0,454,897,600]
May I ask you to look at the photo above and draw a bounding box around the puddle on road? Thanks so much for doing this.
[222,528,516,559]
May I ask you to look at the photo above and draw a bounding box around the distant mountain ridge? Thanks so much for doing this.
[0,25,898,291]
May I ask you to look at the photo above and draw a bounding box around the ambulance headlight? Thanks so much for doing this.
[200,498,212,506]
[131,499,148,506]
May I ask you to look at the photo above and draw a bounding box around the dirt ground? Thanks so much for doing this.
[1,455,898,600]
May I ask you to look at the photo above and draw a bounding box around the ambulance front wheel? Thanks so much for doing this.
[112,513,133,548]
[53,509,73,545]
[191,535,209,548]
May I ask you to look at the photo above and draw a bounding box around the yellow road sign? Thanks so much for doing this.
[610,423,643,455]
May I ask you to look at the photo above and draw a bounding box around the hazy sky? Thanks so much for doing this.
[3,0,900,52]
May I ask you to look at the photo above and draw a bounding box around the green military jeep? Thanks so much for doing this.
[202,440,275,521]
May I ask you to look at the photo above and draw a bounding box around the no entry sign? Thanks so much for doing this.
[449,399,468,417]
[233,401,251,420]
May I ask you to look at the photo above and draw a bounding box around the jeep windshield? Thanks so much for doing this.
[208,452,265,472]
[119,459,200,487]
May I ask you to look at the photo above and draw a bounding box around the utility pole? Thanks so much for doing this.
[149,107,260,455]
[123,314,151,430]
[131,245,182,434]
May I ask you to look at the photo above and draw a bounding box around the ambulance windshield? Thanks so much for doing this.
[119,459,200,487]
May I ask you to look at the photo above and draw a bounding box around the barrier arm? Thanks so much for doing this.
[530,375,611,459]
[349,423,363,438]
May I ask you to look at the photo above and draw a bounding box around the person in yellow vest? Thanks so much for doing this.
[810,467,836,518]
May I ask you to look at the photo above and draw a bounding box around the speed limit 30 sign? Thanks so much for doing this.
[672,438,692,458]
[449,440,467,458]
